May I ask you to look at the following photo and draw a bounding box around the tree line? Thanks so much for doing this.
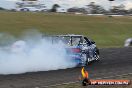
[1,1,132,14]
[51,2,132,14]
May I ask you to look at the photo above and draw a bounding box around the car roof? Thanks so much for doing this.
[54,34,83,37]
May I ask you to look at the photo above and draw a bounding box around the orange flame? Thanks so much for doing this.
[81,67,88,78]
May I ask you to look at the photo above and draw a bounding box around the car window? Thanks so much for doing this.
[72,37,81,46]
[52,37,71,45]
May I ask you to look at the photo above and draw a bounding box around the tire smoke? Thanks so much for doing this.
[0,31,76,75]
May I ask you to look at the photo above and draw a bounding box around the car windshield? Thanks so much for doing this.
[51,36,82,46]
[43,35,83,46]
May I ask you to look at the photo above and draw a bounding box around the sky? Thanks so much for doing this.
[0,0,132,10]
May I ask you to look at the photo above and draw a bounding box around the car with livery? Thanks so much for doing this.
[49,34,100,66]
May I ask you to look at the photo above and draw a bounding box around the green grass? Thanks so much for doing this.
[0,11,132,47]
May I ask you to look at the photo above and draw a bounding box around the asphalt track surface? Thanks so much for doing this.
[0,47,132,88]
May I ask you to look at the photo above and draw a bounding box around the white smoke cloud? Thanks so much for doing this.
[0,30,76,75]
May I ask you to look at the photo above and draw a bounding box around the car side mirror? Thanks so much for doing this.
[91,41,95,44]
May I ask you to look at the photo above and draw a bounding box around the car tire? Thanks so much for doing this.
[85,53,91,66]
[94,47,100,61]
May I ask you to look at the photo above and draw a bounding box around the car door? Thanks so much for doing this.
[83,37,95,59]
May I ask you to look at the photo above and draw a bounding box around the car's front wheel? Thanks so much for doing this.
[94,47,100,61]
[82,53,90,66]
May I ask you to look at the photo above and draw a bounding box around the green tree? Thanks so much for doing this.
[0,7,5,10]
[86,2,105,14]
[51,4,60,12]
[111,4,127,14]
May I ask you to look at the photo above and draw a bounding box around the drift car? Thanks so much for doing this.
[48,34,100,66]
